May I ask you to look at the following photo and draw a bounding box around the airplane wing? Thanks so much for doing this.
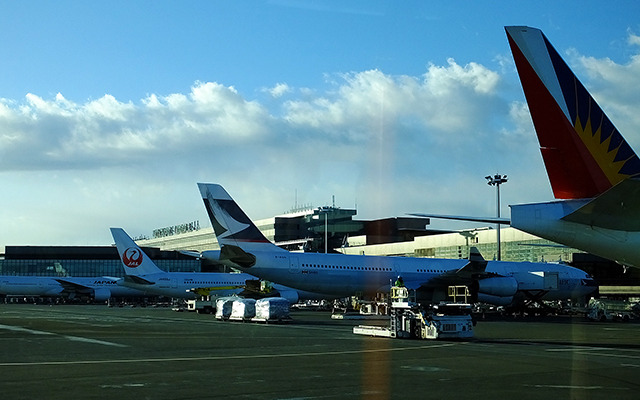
[562,177,640,231]
[408,213,511,225]
[123,275,155,285]
[410,247,495,290]
[189,285,245,296]
[219,245,256,268]
[178,250,202,258]
[54,278,98,296]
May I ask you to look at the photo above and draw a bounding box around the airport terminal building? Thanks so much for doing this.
[1,245,201,278]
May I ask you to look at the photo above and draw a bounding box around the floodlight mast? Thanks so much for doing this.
[485,174,508,260]
[314,208,329,253]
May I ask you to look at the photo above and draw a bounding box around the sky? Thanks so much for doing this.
[1,1,640,248]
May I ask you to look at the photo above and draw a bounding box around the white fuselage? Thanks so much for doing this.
[511,201,640,268]
[118,271,330,302]
[119,272,252,299]
[221,250,595,304]
[0,276,143,300]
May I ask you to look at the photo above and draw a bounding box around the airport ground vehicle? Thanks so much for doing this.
[186,296,216,314]
[215,296,291,323]
[353,286,474,340]
[586,298,638,321]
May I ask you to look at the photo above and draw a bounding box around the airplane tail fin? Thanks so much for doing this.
[197,183,285,253]
[110,227,165,276]
[505,26,640,199]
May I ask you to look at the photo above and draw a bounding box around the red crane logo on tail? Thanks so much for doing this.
[123,248,143,268]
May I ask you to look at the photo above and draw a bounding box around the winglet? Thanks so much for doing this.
[110,227,165,276]
[505,26,640,199]
[456,247,488,276]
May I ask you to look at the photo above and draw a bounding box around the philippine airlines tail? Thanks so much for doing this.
[197,183,286,256]
[110,227,165,277]
[505,26,640,200]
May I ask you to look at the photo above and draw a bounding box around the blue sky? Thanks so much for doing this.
[1,1,640,247]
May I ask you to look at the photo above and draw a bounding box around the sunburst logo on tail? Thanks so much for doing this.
[572,91,639,187]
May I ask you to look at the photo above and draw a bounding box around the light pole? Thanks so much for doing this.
[313,208,329,253]
[324,211,328,254]
[485,173,508,260]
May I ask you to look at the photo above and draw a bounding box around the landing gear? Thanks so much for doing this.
[504,290,552,316]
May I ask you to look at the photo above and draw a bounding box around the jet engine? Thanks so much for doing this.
[475,277,518,306]
[276,289,299,304]
[92,288,111,302]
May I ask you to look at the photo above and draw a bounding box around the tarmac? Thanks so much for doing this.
[0,304,639,400]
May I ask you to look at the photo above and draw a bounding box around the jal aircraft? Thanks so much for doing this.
[197,183,596,306]
[416,26,640,269]
[0,275,144,301]
[111,227,330,303]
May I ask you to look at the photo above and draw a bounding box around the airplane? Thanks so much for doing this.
[197,183,597,307]
[110,227,330,303]
[504,25,640,268]
[0,275,144,301]
[414,26,640,269]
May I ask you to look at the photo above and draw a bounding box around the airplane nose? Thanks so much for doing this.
[580,278,598,296]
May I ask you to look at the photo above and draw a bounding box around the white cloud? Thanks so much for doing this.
[284,60,503,144]
[627,32,640,47]
[84,94,135,121]
[265,83,291,98]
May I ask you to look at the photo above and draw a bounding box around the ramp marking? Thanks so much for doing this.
[0,323,127,348]
[0,342,458,367]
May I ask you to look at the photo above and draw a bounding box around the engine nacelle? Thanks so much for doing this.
[477,293,514,306]
[276,290,299,304]
[93,288,111,302]
[477,277,518,297]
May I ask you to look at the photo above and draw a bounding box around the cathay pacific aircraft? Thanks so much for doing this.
[197,183,596,306]
[111,227,330,303]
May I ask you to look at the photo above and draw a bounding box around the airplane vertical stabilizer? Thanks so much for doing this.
[505,26,640,199]
[111,227,165,276]
[197,183,286,253]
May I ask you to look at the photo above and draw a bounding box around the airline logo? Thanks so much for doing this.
[202,189,270,243]
[122,248,143,268]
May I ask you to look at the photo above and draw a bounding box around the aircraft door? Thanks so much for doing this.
[543,272,558,291]
[289,257,299,274]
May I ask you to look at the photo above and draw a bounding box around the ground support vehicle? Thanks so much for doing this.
[216,296,292,323]
[186,297,216,314]
[586,298,638,321]
[353,286,474,340]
